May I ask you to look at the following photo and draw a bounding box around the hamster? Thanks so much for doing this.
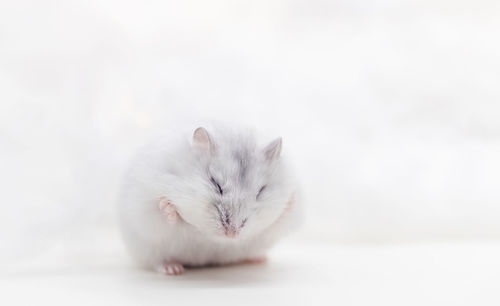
[118,124,302,275]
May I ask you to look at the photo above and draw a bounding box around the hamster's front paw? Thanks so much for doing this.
[158,197,180,224]
[243,256,267,265]
[156,261,185,276]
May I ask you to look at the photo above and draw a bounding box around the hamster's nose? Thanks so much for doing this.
[223,224,239,238]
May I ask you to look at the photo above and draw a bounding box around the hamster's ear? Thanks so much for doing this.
[192,127,214,154]
[263,137,282,161]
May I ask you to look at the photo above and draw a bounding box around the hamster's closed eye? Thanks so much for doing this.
[256,185,266,200]
[210,176,223,195]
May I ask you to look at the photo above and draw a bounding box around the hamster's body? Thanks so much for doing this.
[118,124,301,274]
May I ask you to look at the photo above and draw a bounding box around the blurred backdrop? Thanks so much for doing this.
[1,0,500,260]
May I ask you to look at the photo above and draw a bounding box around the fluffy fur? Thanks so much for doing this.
[118,124,302,274]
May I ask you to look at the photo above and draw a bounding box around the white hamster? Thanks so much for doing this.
[118,124,302,275]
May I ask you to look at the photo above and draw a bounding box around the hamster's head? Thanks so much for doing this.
[175,127,295,241]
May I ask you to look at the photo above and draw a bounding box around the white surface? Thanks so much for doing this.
[2,241,500,305]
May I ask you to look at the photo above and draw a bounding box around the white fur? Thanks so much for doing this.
[118,124,302,270]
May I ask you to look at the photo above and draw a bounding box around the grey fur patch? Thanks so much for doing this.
[233,149,251,183]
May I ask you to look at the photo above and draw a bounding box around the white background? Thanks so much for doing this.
[1,0,499,305]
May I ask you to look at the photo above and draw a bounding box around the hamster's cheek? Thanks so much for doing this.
[249,209,277,232]
[265,203,291,225]
[178,204,219,233]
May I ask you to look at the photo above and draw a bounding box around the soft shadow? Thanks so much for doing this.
[126,260,298,288]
